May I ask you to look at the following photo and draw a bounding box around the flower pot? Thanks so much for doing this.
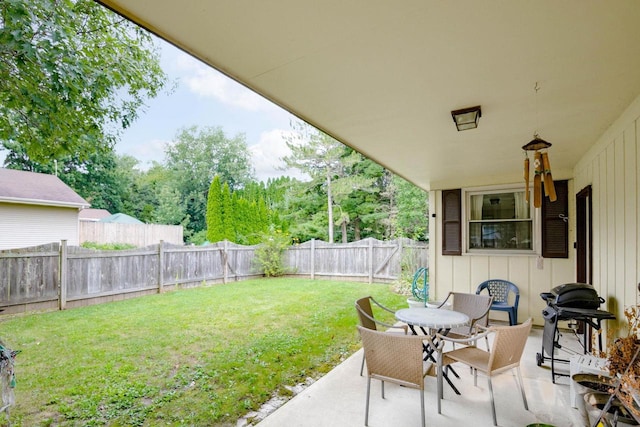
[407,297,425,308]
[583,392,639,426]
[572,373,614,395]
[426,301,451,310]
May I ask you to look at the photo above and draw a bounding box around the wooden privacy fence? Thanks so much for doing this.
[0,238,427,314]
[285,238,428,282]
[79,222,183,247]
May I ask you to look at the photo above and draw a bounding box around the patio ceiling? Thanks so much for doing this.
[97,0,640,191]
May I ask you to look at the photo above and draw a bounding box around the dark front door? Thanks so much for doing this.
[576,185,593,350]
[576,186,592,284]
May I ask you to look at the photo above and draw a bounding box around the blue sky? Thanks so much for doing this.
[116,37,305,182]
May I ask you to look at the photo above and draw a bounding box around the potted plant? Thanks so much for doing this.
[605,304,640,418]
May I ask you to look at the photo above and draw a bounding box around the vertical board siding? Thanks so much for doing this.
[433,187,575,326]
[573,93,640,330]
[0,239,427,313]
[624,123,637,305]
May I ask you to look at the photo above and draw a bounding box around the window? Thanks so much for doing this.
[466,188,533,252]
[442,182,568,257]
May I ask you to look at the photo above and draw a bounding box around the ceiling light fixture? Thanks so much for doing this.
[451,105,482,131]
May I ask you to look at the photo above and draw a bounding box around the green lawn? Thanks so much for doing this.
[0,278,406,426]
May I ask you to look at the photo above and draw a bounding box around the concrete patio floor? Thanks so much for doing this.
[256,325,595,427]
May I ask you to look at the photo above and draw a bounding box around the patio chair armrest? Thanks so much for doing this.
[370,297,397,314]
[436,292,454,309]
[436,328,493,344]
[474,324,491,332]
[368,315,408,334]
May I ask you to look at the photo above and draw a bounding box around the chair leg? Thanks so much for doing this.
[516,367,528,410]
[365,377,371,426]
[437,352,443,414]
[360,353,365,376]
[420,389,425,427]
[487,377,497,426]
[437,370,442,414]
[381,380,385,399]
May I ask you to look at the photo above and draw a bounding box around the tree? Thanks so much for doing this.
[154,184,188,229]
[283,121,379,243]
[0,0,167,161]
[164,126,255,237]
[221,182,235,241]
[206,176,224,243]
[393,175,429,241]
[339,156,388,241]
[128,161,173,223]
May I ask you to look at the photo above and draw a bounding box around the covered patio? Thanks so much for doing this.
[91,1,640,425]
[256,325,590,427]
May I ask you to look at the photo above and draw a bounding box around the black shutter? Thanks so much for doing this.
[442,189,462,255]
[542,180,569,258]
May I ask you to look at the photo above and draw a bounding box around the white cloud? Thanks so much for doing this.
[176,53,275,112]
[118,138,169,170]
[250,129,308,182]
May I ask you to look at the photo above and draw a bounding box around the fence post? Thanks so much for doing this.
[398,238,404,278]
[310,239,315,280]
[158,240,164,293]
[223,240,228,284]
[59,240,67,310]
[368,238,373,284]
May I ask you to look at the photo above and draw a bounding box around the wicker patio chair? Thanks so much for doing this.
[437,292,493,348]
[355,296,408,376]
[438,318,533,426]
[357,325,437,427]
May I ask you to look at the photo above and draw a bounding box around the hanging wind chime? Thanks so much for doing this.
[523,83,556,208]
[523,136,556,207]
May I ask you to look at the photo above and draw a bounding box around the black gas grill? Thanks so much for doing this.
[536,283,615,382]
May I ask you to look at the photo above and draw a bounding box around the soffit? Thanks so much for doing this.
[97,0,640,190]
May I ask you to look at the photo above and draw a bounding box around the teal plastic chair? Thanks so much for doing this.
[476,279,520,325]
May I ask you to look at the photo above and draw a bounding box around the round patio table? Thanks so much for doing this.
[395,307,470,395]
[395,307,469,331]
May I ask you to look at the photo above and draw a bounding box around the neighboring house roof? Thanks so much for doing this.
[79,208,112,222]
[100,213,144,224]
[0,168,89,208]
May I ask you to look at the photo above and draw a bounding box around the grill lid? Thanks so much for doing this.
[545,282,603,309]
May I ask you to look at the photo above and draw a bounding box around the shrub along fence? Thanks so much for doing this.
[0,238,427,314]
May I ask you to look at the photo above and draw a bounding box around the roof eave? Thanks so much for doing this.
[0,197,90,210]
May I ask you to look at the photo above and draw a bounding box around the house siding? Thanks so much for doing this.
[0,203,80,250]
[430,183,576,327]
[430,93,640,331]
[574,93,640,327]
